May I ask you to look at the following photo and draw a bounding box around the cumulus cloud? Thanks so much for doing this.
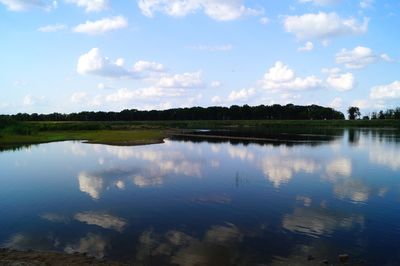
[261,61,322,91]
[73,16,128,35]
[370,81,400,100]
[0,0,57,11]
[22,95,45,106]
[336,46,392,69]
[37,23,67,32]
[66,0,108,12]
[137,0,262,21]
[157,72,203,88]
[329,97,343,109]
[77,48,132,77]
[211,96,222,104]
[284,12,368,40]
[227,88,255,102]
[210,81,222,87]
[298,41,314,52]
[133,61,165,72]
[323,68,355,91]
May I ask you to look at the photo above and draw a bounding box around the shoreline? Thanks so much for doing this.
[0,248,125,266]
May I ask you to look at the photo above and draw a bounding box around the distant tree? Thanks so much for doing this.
[348,106,361,120]
[371,112,378,120]
[378,110,385,120]
[362,115,370,120]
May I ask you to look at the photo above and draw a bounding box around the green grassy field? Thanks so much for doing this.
[0,128,166,149]
[1,119,399,149]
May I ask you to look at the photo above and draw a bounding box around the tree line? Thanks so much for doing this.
[348,107,400,120]
[0,104,345,121]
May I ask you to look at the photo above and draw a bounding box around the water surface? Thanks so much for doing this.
[1,129,400,265]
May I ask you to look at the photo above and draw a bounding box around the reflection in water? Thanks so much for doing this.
[78,172,104,200]
[261,157,318,188]
[74,212,127,232]
[325,158,352,178]
[64,233,107,259]
[40,213,70,223]
[282,208,364,238]
[369,145,400,170]
[135,224,244,266]
[334,179,370,203]
[1,129,400,264]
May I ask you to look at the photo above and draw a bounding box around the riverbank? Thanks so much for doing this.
[0,129,167,150]
[1,120,399,149]
[0,249,124,266]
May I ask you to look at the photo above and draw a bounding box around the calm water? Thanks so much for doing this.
[1,129,400,265]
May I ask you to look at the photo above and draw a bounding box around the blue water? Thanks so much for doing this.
[1,129,400,265]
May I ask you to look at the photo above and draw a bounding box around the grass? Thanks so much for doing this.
[0,129,166,149]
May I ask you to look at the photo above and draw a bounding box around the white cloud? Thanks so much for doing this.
[66,0,108,12]
[261,61,322,91]
[138,0,262,21]
[336,46,392,69]
[298,41,314,52]
[227,88,255,102]
[370,81,400,100]
[22,95,45,106]
[133,60,165,72]
[191,44,232,52]
[360,0,373,9]
[0,0,57,11]
[329,97,343,109]
[105,72,203,103]
[22,95,34,106]
[105,87,178,102]
[210,81,222,87]
[157,72,203,88]
[259,16,270,25]
[77,48,132,77]
[73,16,128,35]
[326,70,355,91]
[37,23,67,32]
[284,12,368,40]
[70,92,87,103]
[211,96,222,104]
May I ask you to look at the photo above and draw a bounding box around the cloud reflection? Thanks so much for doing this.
[74,212,127,232]
[261,157,318,188]
[78,172,104,200]
[64,233,107,259]
[135,224,243,266]
[282,208,364,238]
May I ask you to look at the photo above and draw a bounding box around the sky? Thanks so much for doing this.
[0,0,399,115]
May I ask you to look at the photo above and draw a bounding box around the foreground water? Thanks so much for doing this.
[1,129,400,265]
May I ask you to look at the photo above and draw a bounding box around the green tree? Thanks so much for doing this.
[348,106,361,120]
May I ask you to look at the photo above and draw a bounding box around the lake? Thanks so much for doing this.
[1,128,400,265]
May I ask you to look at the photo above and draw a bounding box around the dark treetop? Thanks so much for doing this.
[0,104,345,121]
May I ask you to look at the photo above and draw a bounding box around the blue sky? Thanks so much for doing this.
[0,0,399,115]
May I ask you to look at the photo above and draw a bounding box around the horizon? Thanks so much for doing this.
[1,0,399,115]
